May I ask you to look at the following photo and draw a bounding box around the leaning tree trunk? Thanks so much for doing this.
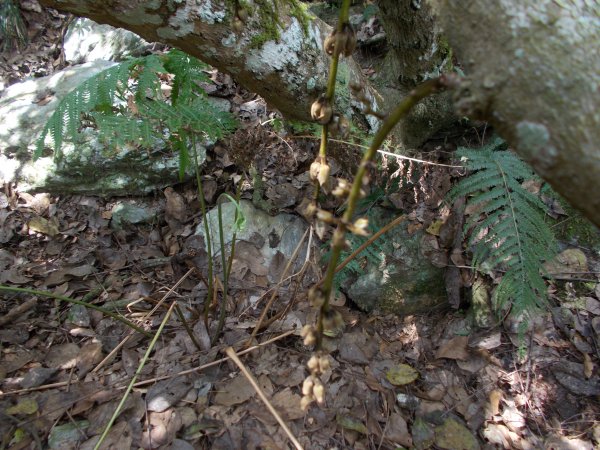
[37,0,383,130]
[39,0,600,228]
[376,0,456,148]
[430,0,600,227]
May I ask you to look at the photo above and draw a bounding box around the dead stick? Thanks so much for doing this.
[0,298,37,326]
[225,346,304,450]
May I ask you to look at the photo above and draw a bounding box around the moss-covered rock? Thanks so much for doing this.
[343,206,447,315]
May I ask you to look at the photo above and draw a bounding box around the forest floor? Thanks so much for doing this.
[1,3,599,449]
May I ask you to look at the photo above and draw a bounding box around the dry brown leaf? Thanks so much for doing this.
[164,187,187,222]
[76,342,103,377]
[489,389,503,416]
[271,387,304,420]
[44,342,80,369]
[385,413,412,447]
[583,353,594,379]
[213,374,255,406]
[435,335,469,361]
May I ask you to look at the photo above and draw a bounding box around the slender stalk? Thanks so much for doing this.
[174,304,204,352]
[314,0,352,196]
[190,132,214,324]
[0,285,151,337]
[316,77,447,348]
[212,187,242,345]
[93,301,176,450]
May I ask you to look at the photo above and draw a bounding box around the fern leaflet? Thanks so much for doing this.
[449,137,556,318]
[36,49,236,169]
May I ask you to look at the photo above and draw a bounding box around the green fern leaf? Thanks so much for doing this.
[449,138,557,317]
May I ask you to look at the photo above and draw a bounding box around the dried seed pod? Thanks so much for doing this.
[301,325,317,346]
[318,355,331,372]
[307,355,320,372]
[236,7,248,22]
[340,23,356,57]
[313,382,325,404]
[308,286,326,308]
[300,395,314,411]
[309,159,321,181]
[317,161,330,186]
[324,31,337,56]
[316,209,334,224]
[232,16,244,33]
[322,308,345,337]
[332,178,351,198]
[348,217,370,236]
[302,376,314,396]
[310,95,333,125]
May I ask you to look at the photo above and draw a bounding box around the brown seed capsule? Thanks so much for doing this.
[340,23,356,57]
[232,16,244,33]
[236,7,248,22]
[324,31,337,56]
[329,114,350,138]
[310,95,333,125]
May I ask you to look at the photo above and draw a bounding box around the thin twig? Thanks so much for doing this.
[94,301,177,450]
[225,346,304,450]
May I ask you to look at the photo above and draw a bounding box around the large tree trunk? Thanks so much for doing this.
[38,0,600,228]
[37,0,383,129]
[376,0,456,148]
[430,0,600,227]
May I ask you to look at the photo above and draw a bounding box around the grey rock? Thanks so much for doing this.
[68,304,90,327]
[344,207,447,315]
[0,62,206,196]
[64,18,151,64]
[21,367,58,388]
[195,200,309,284]
[110,200,161,230]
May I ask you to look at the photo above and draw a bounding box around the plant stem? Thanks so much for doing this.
[94,301,176,450]
[0,285,151,337]
[191,133,214,325]
[316,77,447,349]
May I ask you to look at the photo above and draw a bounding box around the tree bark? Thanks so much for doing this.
[38,0,383,129]
[376,0,456,148]
[39,0,600,227]
[430,0,600,227]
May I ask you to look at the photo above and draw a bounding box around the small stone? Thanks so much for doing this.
[21,367,58,388]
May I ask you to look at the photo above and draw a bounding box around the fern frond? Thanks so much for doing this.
[36,49,236,164]
[36,58,139,159]
[450,138,557,317]
[162,49,211,105]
